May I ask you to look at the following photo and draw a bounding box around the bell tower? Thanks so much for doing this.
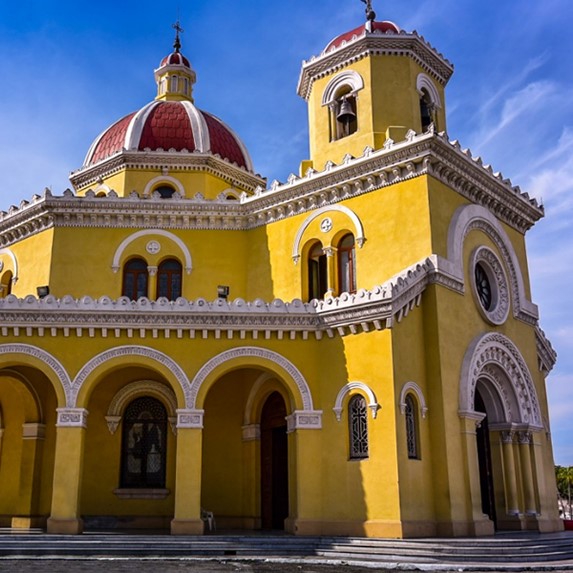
[297,5,454,171]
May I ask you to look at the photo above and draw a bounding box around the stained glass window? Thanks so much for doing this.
[120,397,167,488]
[157,259,182,300]
[122,258,148,300]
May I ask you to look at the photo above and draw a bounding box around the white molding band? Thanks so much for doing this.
[105,380,178,434]
[292,205,365,263]
[333,381,379,421]
[111,229,193,274]
[57,408,88,428]
[399,381,428,418]
[459,332,542,429]
[321,70,365,106]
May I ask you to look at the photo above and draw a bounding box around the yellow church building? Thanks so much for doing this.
[0,8,561,538]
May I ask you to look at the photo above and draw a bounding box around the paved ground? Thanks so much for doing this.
[0,560,567,573]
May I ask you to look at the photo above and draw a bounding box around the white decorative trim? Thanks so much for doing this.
[399,381,428,419]
[111,229,193,274]
[536,326,557,374]
[124,101,161,152]
[292,205,365,262]
[189,347,315,411]
[143,175,186,198]
[0,249,18,282]
[57,407,88,428]
[0,344,72,406]
[447,204,538,323]
[242,424,261,441]
[286,410,323,432]
[22,423,46,439]
[459,332,542,429]
[416,73,442,109]
[146,240,161,255]
[321,70,365,106]
[470,246,510,326]
[333,381,379,421]
[176,408,204,429]
[105,380,178,434]
[72,346,191,408]
[181,101,210,153]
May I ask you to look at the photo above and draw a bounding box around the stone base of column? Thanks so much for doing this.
[170,518,204,535]
[11,515,47,529]
[47,517,84,534]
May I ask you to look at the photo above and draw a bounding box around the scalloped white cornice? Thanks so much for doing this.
[297,30,454,101]
[0,131,543,250]
[69,150,265,192]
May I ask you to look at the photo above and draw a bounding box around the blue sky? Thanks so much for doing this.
[0,1,571,465]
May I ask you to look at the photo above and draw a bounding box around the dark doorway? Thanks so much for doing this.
[260,392,289,530]
[475,390,497,525]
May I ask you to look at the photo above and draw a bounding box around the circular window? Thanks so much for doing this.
[470,247,509,325]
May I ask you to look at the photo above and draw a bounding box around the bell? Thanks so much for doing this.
[337,98,356,124]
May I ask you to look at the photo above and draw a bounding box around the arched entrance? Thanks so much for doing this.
[260,391,288,530]
[475,388,496,526]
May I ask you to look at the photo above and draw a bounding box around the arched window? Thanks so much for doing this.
[419,88,434,132]
[154,185,176,199]
[338,233,356,294]
[308,242,327,301]
[348,395,368,460]
[332,88,358,140]
[0,270,13,297]
[157,258,182,300]
[120,397,167,489]
[405,394,420,460]
[170,75,178,92]
[122,258,149,300]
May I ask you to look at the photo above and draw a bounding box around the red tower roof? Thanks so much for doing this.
[324,20,400,53]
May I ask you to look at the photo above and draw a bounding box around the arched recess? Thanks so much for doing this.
[72,346,191,410]
[190,347,321,431]
[105,380,178,434]
[447,204,538,321]
[321,70,365,106]
[333,381,379,421]
[459,332,542,428]
[0,344,70,407]
[416,73,442,109]
[292,205,365,263]
[143,175,186,198]
[0,248,18,284]
[111,229,193,274]
[399,381,428,418]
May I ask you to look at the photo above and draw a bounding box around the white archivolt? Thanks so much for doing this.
[189,346,314,411]
[0,343,72,406]
[447,204,538,321]
[111,229,193,273]
[333,381,379,421]
[292,205,365,262]
[459,332,542,428]
[72,346,191,407]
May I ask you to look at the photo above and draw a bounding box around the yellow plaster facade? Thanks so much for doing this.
[0,14,561,538]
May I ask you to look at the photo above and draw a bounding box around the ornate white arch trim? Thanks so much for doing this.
[189,346,315,413]
[399,381,428,418]
[105,380,178,434]
[322,70,365,106]
[447,204,538,321]
[459,332,542,429]
[0,344,72,406]
[333,381,379,421]
[111,229,192,274]
[72,345,191,408]
[0,249,18,281]
[416,73,442,109]
[143,175,186,198]
[292,205,365,263]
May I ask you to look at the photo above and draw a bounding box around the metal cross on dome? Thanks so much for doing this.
[172,20,184,53]
[360,0,376,21]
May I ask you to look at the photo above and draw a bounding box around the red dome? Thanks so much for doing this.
[84,100,253,171]
[324,21,400,53]
[160,52,191,68]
